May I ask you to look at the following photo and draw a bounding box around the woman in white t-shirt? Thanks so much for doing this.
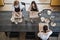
[37,25,52,40]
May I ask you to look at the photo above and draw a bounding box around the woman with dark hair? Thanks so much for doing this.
[29,1,38,11]
[28,1,39,23]
[43,25,48,33]
[37,25,52,40]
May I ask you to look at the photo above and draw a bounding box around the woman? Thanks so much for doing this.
[28,1,39,23]
[37,25,52,40]
[11,0,22,24]
[29,1,38,11]
[14,0,20,13]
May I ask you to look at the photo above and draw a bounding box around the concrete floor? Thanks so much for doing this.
[0,32,25,40]
[0,32,60,40]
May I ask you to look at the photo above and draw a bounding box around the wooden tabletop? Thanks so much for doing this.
[29,11,39,18]
[39,23,49,32]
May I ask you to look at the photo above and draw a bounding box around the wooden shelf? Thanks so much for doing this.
[51,0,60,6]
[0,0,4,6]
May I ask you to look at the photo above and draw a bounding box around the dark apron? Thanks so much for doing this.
[15,7,20,12]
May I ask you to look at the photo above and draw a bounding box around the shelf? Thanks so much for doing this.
[0,0,4,6]
[51,0,60,6]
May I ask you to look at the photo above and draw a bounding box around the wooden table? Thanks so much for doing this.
[39,23,49,32]
[51,0,60,6]
[29,11,39,18]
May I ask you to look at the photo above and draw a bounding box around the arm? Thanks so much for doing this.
[37,32,42,37]
[48,30,53,36]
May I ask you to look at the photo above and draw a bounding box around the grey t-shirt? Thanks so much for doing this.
[22,7,29,21]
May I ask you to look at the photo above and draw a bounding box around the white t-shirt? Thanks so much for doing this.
[37,31,52,40]
[19,2,25,10]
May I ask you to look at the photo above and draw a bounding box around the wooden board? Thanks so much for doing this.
[39,23,49,32]
[51,0,60,6]
[0,0,4,5]
[29,11,39,18]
